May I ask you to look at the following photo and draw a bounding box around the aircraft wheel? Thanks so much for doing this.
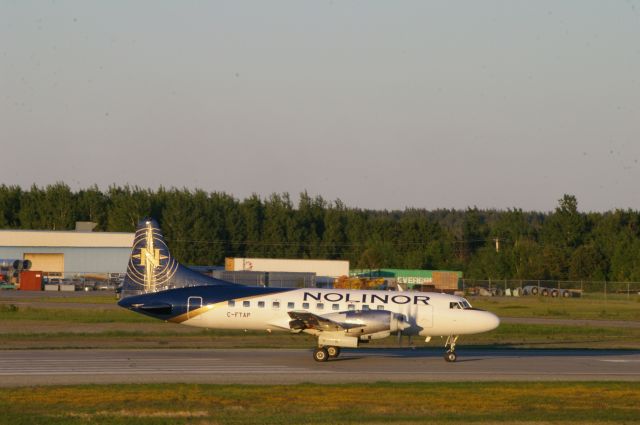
[444,350,457,363]
[313,347,329,362]
[327,346,341,358]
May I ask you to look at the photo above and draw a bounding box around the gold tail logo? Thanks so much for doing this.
[126,220,178,293]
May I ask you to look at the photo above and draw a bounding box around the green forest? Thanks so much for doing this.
[1,183,640,282]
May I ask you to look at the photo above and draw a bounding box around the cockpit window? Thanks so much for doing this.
[450,299,472,309]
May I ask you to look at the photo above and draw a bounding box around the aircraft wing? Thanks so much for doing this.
[287,310,361,332]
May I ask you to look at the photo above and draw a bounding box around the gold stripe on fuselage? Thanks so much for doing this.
[168,301,225,323]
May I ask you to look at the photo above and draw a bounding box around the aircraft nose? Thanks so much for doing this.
[483,311,500,331]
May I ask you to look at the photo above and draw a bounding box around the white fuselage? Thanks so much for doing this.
[178,288,500,337]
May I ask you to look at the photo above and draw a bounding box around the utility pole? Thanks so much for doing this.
[494,238,500,253]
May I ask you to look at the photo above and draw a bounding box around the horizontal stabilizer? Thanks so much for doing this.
[137,303,173,315]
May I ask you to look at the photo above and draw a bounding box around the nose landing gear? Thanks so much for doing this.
[444,335,459,362]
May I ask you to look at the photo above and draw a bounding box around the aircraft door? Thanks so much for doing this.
[187,296,203,320]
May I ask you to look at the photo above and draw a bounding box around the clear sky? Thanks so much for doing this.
[1,1,639,212]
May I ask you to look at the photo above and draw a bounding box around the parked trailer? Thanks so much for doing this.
[522,285,581,298]
[465,285,581,298]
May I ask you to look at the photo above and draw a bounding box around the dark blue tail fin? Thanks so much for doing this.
[121,218,232,298]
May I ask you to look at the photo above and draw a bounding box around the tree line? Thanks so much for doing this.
[1,183,640,281]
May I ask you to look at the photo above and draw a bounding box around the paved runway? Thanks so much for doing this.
[1,348,639,386]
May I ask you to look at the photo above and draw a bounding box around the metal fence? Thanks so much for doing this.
[210,270,318,288]
[461,279,640,299]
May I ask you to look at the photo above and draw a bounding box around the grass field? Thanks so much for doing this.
[0,382,637,425]
[0,303,154,323]
[471,294,640,321]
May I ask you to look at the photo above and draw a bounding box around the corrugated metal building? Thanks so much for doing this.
[210,270,316,288]
[0,228,134,279]
[225,257,349,278]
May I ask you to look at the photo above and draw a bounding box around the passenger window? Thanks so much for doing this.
[362,305,370,310]
[377,305,384,310]
[450,302,461,309]
[243,301,250,308]
[302,302,309,309]
[228,300,235,307]
[332,304,340,311]
[348,304,355,311]
[258,301,265,308]
[317,303,324,310]
[272,301,280,309]
[287,302,295,309]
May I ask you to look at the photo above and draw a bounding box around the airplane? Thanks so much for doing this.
[118,218,500,362]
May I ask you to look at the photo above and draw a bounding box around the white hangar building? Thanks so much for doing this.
[0,224,134,279]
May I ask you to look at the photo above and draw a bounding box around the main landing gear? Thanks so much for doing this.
[444,335,459,362]
[326,346,341,358]
[313,346,341,362]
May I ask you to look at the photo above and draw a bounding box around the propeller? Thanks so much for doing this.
[395,314,410,345]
